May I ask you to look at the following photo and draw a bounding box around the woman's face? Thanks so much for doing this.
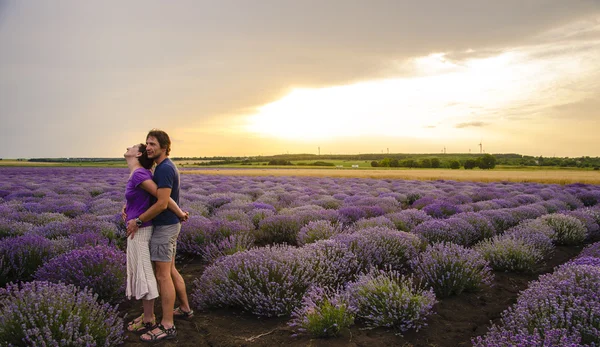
[124,144,141,158]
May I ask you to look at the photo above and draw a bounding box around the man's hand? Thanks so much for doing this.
[179,211,190,222]
[126,219,139,239]
[121,205,127,222]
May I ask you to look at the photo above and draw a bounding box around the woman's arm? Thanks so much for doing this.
[139,179,187,220]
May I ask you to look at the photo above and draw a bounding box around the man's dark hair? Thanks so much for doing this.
[137,144,154,169]
[147,129,171,156]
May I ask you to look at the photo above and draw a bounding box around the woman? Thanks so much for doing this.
[122,143,188,333]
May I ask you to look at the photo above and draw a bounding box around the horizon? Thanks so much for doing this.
[8,151,600,161]
[1,1,599,158]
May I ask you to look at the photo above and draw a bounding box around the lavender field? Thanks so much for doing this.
[1,166,600,346]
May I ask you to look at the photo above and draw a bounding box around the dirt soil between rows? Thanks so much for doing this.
[120,244,586,347]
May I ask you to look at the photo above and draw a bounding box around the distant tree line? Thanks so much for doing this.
[370,154,497,169]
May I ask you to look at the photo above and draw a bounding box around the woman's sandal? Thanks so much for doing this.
[127,313,156,333]
[173,306,194,319]
[139,323,177,342]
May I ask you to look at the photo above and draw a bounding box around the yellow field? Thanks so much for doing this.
[181,168,600,185]
[0,160,58,166]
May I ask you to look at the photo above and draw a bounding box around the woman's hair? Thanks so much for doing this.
[137,144,154,169]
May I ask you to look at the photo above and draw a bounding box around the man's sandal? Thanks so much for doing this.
[173,306,194,319]
[127,313,156,333]
[139,323,177,342]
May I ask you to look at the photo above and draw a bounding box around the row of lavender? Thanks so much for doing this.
[1,167,600,345]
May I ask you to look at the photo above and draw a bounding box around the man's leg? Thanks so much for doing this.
[171,257,192,313]
[155,260,176,328]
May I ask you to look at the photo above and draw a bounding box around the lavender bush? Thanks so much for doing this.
[0,234,56,286]
[479,209,518,232]
[303,239,362,289]
[411,219,476,246]
[0,281,124,346]
[540,213,588,246]
[410,243,493,297]
[289,286,355,338]
[345,269,437,333]
[178,216,214,256]
[503,219,556,256]
[191,245,314,317]
[297,220,342,245]
[452,212,496,242]
[474,236,544,272]
[353,216,396,230]
[255,214,302,246]
[578,241,600,259]
[385,209,432,231]
[563,209,600,236]
[473,262,600,346]
[34,246,127,304]
[0,218,33,238]
[567,256,600,267]
[201,232,255,264]
[334,227,422,271]
[422,202,462,218]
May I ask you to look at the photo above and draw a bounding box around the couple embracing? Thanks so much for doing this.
[122,129,193,342]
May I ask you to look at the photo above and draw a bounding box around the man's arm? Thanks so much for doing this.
[126,187,171,238]
[139,180,187,220]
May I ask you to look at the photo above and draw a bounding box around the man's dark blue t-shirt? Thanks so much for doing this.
[152,158,180,226]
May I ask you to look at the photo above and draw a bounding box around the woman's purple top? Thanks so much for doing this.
[125,168,153,227]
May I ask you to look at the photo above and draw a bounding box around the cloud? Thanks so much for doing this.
[1,1,600,157]
[455,122,487,128]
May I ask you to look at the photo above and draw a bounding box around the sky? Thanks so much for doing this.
[1,0,599,158]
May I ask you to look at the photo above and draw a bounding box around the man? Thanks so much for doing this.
[127,129,192,342]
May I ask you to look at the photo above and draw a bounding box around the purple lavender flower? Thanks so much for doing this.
[0,234,56,286]
[479,209,518,232]
[34,245,127,304]
[411,218,477,246]
[0,218,34,238]
[578,241,600,259]
[422,201,463,218]
[345,269,437,333]
[385,209,433,231]
[334,227,422,271]
[289,286,355,338]
[297,220,342,245]
[353,216,396,230]
[503,219,556,256]
[576,190,600,207]
[410,242,493,297]
[567,256,600,267]
[508,205,547,223]
[563,209,600,236]
[178,216,215,255]
[256,214,303,246]
[540,213,587,246]
[475,262,600,345]
[0,281,124,346]
[539,199,571,213]
[201,232,255,264]
[302,239,362,289]
[452,212,496,242]
[191,244,314,317]
[474,235,544,272]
